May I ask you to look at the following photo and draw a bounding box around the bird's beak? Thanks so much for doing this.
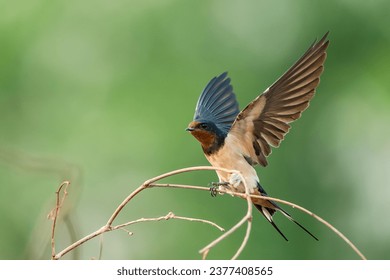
[186,127,194,132]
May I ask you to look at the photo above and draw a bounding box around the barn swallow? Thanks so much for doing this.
[186,33,329,241]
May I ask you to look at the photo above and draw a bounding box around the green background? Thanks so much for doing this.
[0,0,389,260]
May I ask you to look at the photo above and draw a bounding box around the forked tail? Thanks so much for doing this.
[255,204,318,241]
[255,182,318,241]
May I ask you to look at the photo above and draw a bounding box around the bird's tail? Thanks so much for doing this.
[255,182,318,241]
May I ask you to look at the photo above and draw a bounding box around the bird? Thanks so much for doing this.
[186,32,329,241]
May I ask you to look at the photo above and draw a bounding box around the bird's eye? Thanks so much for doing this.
[200,123,208,129]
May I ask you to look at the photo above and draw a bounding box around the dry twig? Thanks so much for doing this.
[49,181,70,259]
[151,182,367,260]
[50,166,367,260]
[51,167,232,259]
[112,211,225,232]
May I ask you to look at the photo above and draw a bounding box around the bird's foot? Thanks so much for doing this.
[208,182,230,197]
[209,186,218,197]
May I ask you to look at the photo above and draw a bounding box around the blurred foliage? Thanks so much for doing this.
[0,0,389,260]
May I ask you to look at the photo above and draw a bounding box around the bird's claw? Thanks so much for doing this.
[209,186,218,197]
[209,182,230,197]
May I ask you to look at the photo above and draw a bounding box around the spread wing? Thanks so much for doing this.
[194,72,240,136]
[229,32,329,167]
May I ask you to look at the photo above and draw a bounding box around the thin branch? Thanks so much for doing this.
[54,225,107,259]
[53,211,223,259]
[197,170,253,260]
[112,212,225,232]
[53,166,237,260]
[232,175,253,260]
[105,166,235,227]
[150,182,367,260]
[49,181,70,260]
[52,166,366,260]
[1,148,82,260]
[199,206,251,259]
[248,193,367,260]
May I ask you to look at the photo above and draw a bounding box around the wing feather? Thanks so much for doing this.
[230,32,329,166]
[194,72,240,135]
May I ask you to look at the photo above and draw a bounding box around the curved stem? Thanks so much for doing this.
[151,182,367,260]
[52,166,366,260]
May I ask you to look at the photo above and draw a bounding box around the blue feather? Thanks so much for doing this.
[193,72,240,135]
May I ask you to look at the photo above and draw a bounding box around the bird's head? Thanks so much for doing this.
[186,121,225,154]
[186,121,215,144]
